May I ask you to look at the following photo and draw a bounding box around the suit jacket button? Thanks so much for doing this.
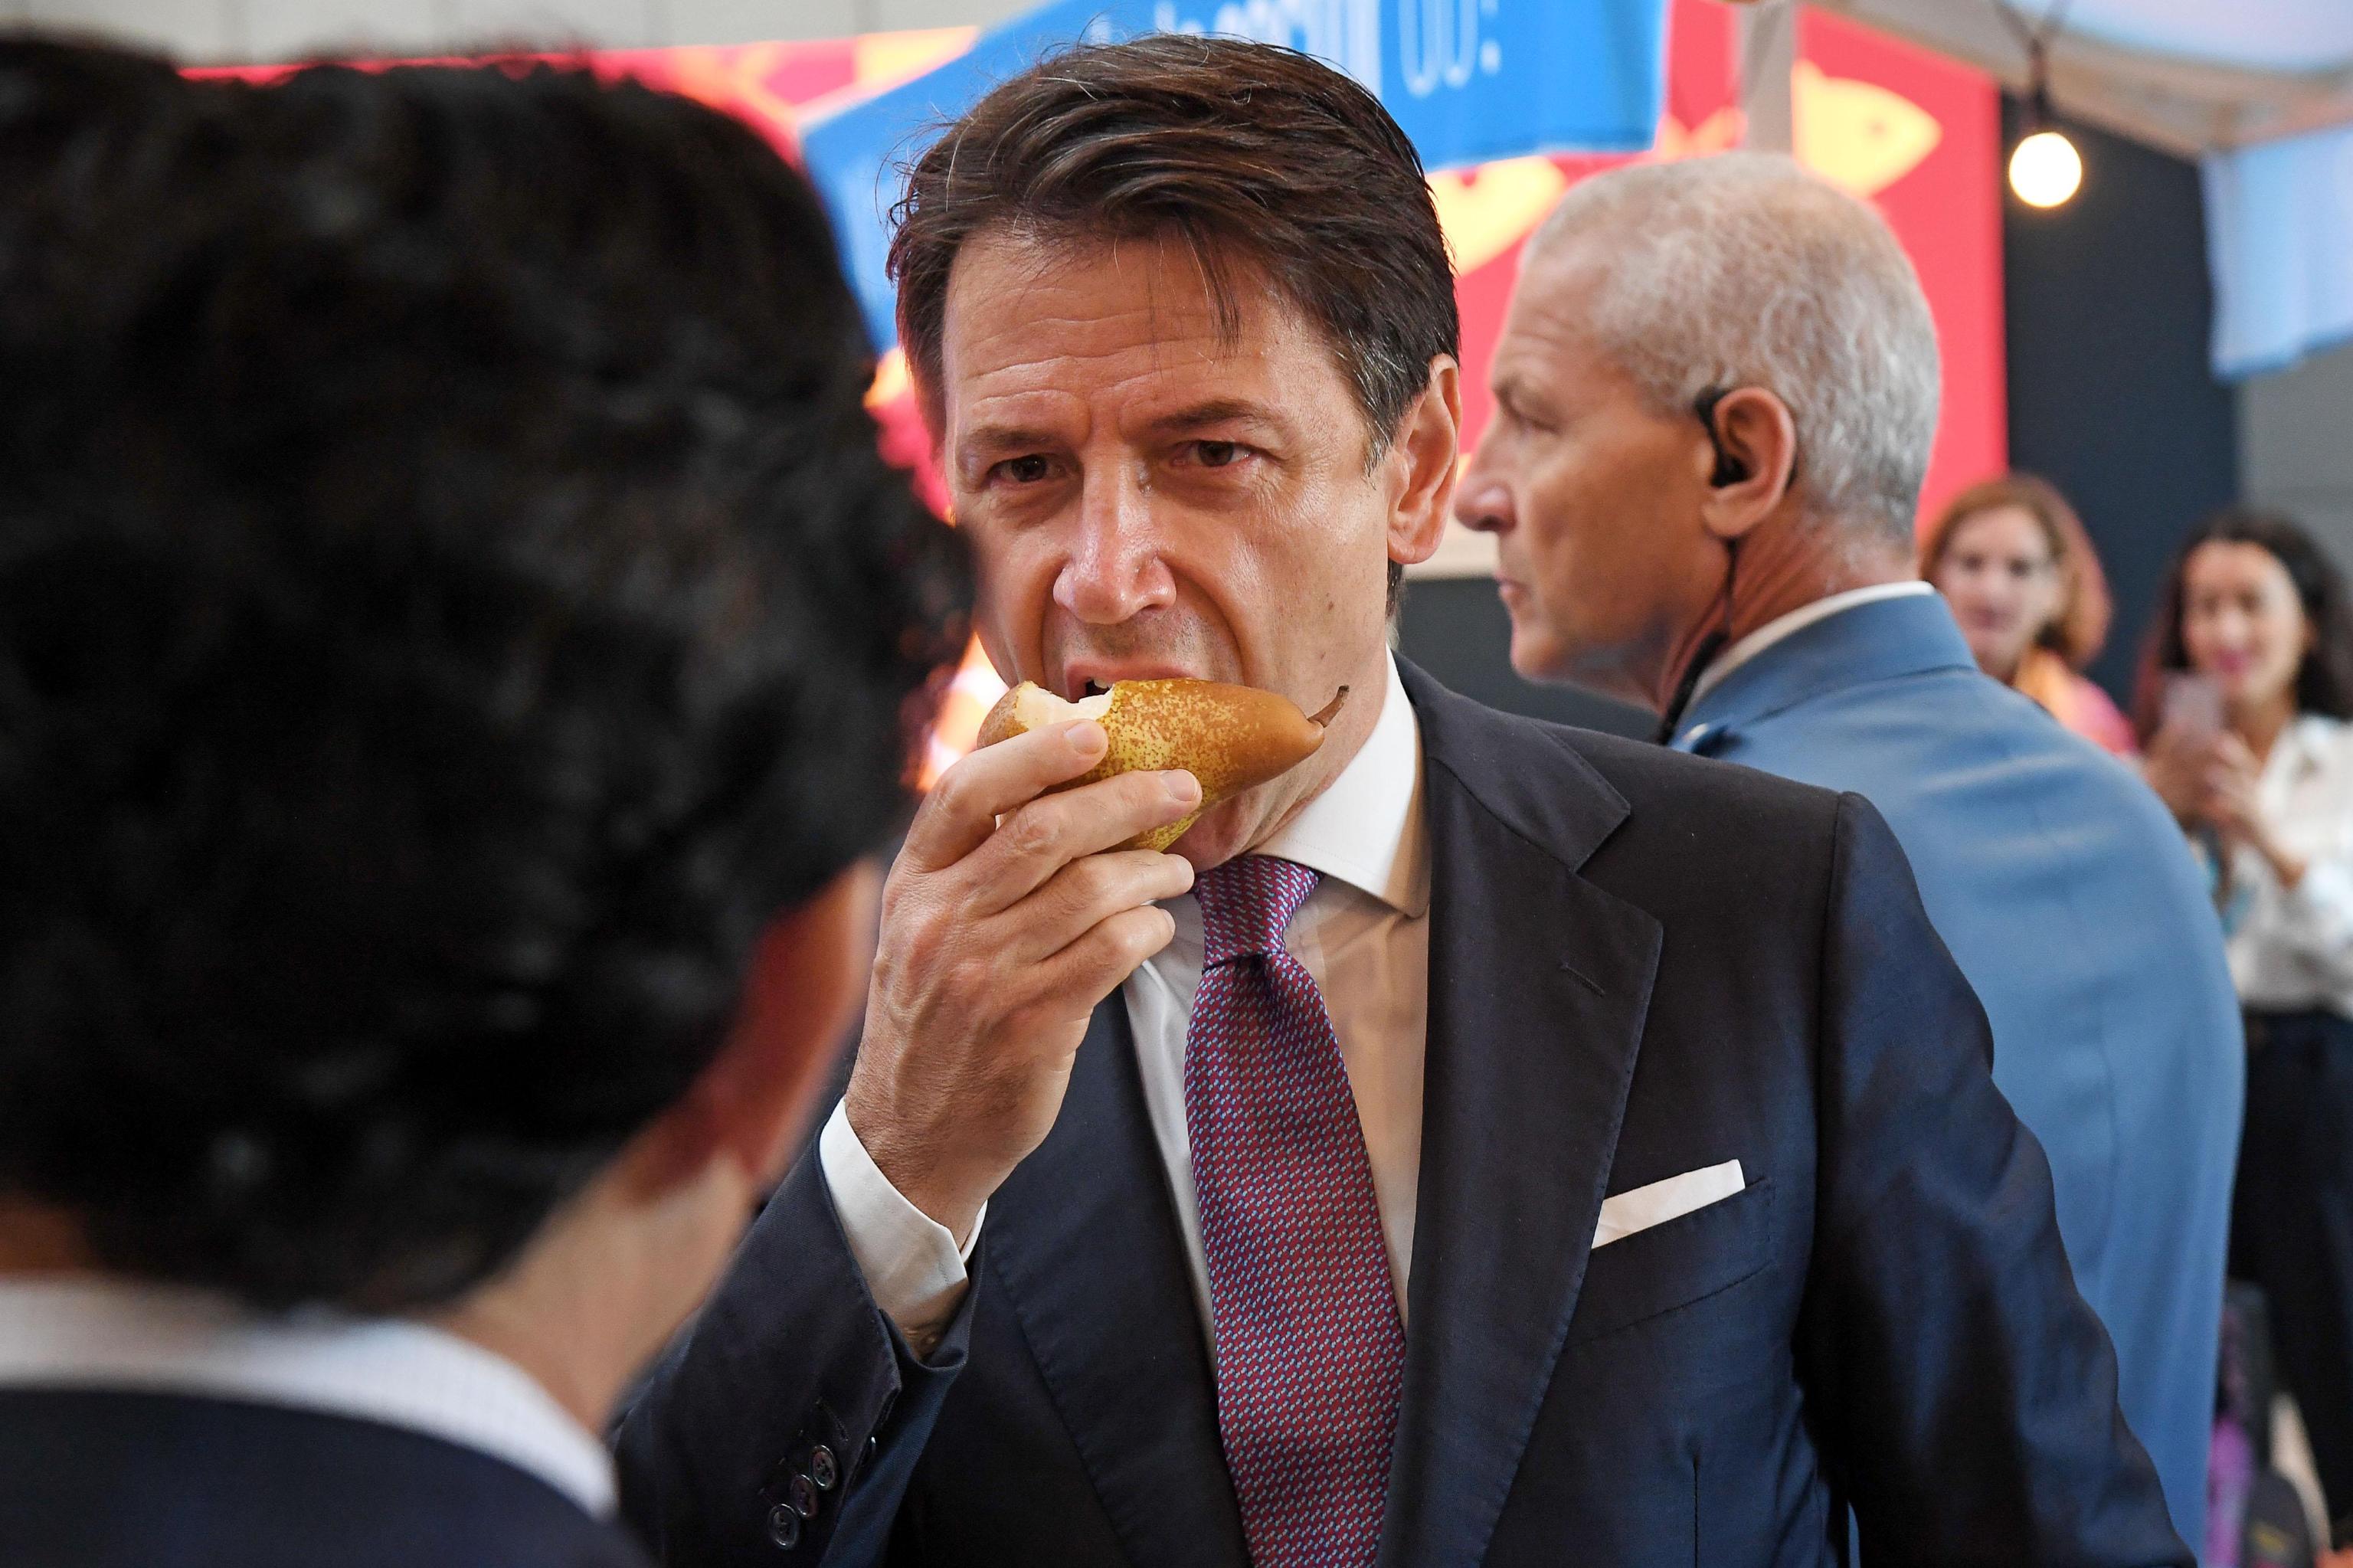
[810,1444,839,1491]
[767,1504,802,1550]
[787,1473,821,1520]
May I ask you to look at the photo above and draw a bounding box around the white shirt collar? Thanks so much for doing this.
[0,1277,617,1517]
[1255,653,1429,917]
[1688,581,1936,709]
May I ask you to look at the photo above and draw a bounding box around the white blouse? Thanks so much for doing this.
[2223,714,2353,1017]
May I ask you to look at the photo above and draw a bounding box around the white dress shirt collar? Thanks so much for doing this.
[1688,580,1936,709]
[0,1276,617,1517]
[1252,653,1428,916]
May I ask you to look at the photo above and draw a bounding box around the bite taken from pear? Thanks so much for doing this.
[975,678,1347,852]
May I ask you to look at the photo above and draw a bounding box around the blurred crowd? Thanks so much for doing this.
[1927,476,2353,1563]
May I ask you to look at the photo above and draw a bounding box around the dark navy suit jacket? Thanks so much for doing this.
[0,1386,648,1567]
[1671,592,2243,1544]
[618,664,2189,1567]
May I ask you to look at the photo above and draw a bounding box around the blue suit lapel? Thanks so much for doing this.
[1378,666,1664,1566]
[980,1000,1249,1568]
[1670,591,1978,755]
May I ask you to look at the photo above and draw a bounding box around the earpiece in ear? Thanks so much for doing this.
[1692,386,1750,488]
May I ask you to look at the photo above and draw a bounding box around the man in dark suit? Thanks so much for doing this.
[0,42,967,1567]
[617,36,2190,1568]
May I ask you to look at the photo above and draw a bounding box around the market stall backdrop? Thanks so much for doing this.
[1810,0,2353,380]
[218,0,2004,777]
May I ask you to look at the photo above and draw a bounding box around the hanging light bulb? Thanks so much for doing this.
[2010,126,2083,207]
[2008,38,2083,208]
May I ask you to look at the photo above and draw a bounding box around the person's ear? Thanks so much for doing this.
[1695,386,1799,545]
[1386,355,1464,571]
[627,859,882,1200]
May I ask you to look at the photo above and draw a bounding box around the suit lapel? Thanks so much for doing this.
[1378,666,1664,1567]
[981,1000,1248,1568]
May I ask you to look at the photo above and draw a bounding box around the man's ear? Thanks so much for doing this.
[1697,386,1800,545]
[627,859,881,1200]
[1386,355,1464,570]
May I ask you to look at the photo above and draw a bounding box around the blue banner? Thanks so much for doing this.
[801,0,1668,350]
[2204,123,2353,380]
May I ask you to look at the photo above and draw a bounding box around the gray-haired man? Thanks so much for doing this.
[1457,150,2243,1547]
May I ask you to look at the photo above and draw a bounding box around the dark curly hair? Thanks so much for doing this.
[0,41,970,1310]
[2133,506,2353,745]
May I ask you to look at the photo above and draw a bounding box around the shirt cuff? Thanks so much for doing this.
[817,1098,981,1358]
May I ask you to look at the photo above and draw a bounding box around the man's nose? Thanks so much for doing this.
[1453,456,1514,536]
[1052,463,1177,625]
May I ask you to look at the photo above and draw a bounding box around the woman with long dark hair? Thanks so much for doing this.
[2139,506,2353,1541]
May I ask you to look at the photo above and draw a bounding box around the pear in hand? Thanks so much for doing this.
[976,679,1347,851]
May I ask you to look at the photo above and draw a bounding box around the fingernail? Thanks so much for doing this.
[1068,722,1106,755]
[1165,771,1200,804]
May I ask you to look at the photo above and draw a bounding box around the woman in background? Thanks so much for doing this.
[2139,506,2353,1548]
[1926,473,2136,755]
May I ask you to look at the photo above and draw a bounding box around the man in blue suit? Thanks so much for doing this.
[1456,150,2243,1547]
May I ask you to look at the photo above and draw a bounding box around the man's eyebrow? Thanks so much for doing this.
[1490,374,1546,420]
[1138,398,1288,438]
[956,423,1064,463]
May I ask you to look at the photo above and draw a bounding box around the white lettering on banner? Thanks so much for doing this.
[1151,0,1383,97]
[1138,0,1510,102]
[1399,0,1485,99]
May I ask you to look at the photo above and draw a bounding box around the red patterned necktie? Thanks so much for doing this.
[1183,854,1406,1568]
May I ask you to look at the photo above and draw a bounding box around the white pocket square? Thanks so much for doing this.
[1592,1160,1745,1249]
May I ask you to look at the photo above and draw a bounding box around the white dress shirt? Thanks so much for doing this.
[0,1275,616,1515]
[2221,713,2353,1017]
[1685,580,1936,711]
[823,654,1432,1355]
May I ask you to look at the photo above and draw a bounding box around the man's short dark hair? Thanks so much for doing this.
[886,34,1460,607]
[0,41,970,1311]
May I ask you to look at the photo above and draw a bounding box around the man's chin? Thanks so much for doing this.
[1512,627,1659,710]
[1507,625,1570,686]
[1170,810,1245,872]
[1169,794,1275,873]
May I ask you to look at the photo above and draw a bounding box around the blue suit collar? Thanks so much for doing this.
[1671,591,1978,753]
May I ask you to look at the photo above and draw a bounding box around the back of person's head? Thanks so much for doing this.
[1529,151,1939,547]
[2135,506,2353,741]
[0,41,968,1311]
[1924,472,2113,669]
